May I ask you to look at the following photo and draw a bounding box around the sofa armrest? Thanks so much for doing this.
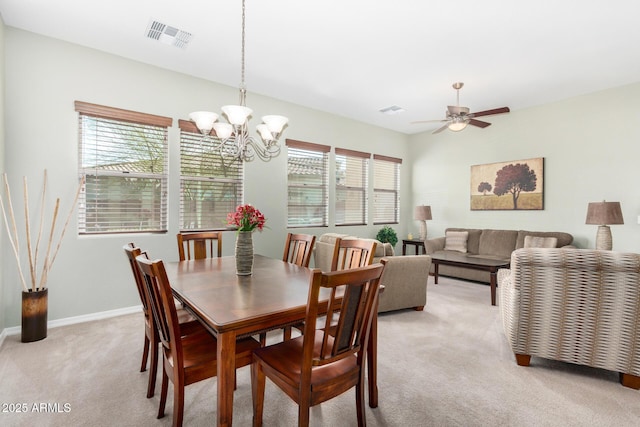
[378,255,431,313]
[424,237,445,254]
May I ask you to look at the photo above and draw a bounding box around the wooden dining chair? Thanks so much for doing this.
[260,233,317,345]
[290,238,377,340]
[136,254,261,427]
[123,243,201,399]
[331,238,377,271]
[282,233,316,267]
[251,263,385,427]
[177,231,223,261]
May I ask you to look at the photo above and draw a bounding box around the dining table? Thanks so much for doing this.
[164,254,380,427]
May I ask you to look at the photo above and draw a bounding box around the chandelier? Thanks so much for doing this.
[189,0,288,162]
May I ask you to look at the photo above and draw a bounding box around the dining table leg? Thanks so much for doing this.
[217,330,237,427]
[367,307,379,408]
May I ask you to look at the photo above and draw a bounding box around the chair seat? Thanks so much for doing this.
[253,332,358,391]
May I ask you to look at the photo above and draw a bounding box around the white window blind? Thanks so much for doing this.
[179,120,244,231]
[335,148,370,226]
[286,139,330,228]
[75,101,171,234]
[373,154,401,224]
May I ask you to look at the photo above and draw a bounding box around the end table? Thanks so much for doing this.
[402,239,426,255]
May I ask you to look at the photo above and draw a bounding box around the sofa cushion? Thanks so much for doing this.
[444,231,469,253]
[524,235,558,248]
[515,230,573,249]
[479,229,518,259]
[446,228,482,254]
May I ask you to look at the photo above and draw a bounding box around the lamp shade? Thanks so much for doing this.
[585,201,624,225]
[222,105,253,126]
[189,111,218,134]
[414,205,432,221]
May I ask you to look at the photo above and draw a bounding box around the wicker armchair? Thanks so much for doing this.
[498,248,640,389]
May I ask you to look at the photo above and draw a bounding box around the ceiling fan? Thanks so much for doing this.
[412,82,510,134]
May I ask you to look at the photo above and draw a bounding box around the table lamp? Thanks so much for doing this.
[585,201,624,250]
[414,205,432,241]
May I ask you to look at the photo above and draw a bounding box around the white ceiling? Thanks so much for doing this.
[1,0,639,134]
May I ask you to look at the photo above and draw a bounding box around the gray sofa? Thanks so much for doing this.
[424,228,574,283]
[313,233,431,313]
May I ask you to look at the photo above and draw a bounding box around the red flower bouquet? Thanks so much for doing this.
[226,204,266,232]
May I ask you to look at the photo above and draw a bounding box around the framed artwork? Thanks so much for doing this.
[470,157,544,210]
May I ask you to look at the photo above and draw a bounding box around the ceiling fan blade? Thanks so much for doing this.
[432,123,450,134]
[469,107,510,118]
[468,119,491,128]
[410,119,447,124]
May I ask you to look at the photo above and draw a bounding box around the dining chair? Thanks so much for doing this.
[124,243,201,399]
[177,231,223,261]
[282,233,316,267]
[291,238,377,340]
[136,253,261,427]
[331,238,377,271]
[251,263,385,427]
[263,233,316,344]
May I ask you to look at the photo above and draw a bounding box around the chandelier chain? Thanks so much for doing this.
[239,0,247,105]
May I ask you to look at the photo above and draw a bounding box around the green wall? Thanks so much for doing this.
[2,25,639,330]
[1,28,410,328]
[408,82,640,252]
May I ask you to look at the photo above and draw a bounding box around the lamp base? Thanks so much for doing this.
[595,225,612,250]
[419,221,427,241]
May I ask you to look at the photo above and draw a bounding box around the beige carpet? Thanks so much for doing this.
[1,276,638,426]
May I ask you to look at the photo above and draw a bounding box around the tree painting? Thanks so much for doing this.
[470,158,544,210]
[477,182,492,195]
[493,163,537,209]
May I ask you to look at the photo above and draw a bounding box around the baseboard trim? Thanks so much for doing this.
[0,305,142,344]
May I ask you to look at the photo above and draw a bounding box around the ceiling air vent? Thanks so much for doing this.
[146,20,192,49]
[379,105,406,115]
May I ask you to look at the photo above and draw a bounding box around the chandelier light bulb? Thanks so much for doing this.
[212,122,233,139]
[256,124,274,142]
[189,111,218,134]
[222,105,253,126]
[262,115,289,134]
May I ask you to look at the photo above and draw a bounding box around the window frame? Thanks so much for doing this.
[373,154,402,225]
[75,101,172,235]
[334,147,370,226]
[178,119,244,232]
[286,139,330,228]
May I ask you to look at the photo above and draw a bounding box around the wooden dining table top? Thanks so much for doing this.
[164,254,316,336]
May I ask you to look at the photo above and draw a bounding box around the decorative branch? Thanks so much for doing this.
[47,176,84,273]
[39,198,60,290]
[33,169,48,288]
[24,177,37,291]
[0,182,28,292]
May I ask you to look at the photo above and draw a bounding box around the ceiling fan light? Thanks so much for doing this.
[212,122,233,139]
[262,115,288,133]
[448,122,468,132]
[189,111,218,134]
[222,105,253,126]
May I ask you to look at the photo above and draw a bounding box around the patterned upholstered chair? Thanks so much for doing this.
[499,248,640,389]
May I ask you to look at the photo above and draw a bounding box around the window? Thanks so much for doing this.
[178,120,243,231]
[373,154,401,224]
[76,101,171,234]
[335,148,369,226]
[286,139,329,228]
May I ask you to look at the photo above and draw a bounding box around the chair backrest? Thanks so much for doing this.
[123,243,150,319]
[302,264,384,366]
[136,254,182,359]
[282,233,316,267]
[331,238,377,271]
[177,231,223,261]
